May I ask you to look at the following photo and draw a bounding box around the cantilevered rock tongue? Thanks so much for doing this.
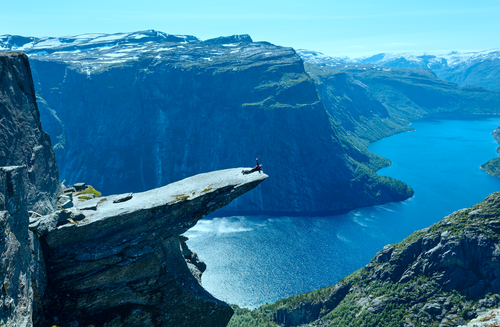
[35,168,267,327]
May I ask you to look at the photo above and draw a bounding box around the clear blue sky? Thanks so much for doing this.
[2,0,499,58]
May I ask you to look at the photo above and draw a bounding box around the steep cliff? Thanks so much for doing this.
[30,168,267,327]
[0,52,60,215]
[0,49,269,327]
[15,30,412,214]
[0,52,58,326]
[242,191,500,326]
[0,166,47,327]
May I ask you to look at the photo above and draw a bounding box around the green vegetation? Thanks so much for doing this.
[75,186,101,198]
[305,63,412,144]
[481,157,500,177]
[227,305,278,327]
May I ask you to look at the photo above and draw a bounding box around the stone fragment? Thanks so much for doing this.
[112,192,133,203]
[73,182,86,191]
[57,194,73,209]
[63,187,76,194]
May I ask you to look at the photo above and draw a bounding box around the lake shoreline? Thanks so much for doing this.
[187,117,500,309]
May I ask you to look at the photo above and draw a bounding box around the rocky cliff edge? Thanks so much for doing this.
[30,168,267,327]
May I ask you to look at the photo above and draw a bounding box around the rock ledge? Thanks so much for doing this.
[34,168,267,327]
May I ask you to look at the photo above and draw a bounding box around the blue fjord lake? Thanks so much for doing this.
[185,116,500,309]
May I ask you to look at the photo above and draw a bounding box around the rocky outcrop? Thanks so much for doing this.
[459,307,500,327]
[0,166,46,327]
[252,191,500,326]
[31,168,267,327]
[0,51,58,327]
[0,52,60,215]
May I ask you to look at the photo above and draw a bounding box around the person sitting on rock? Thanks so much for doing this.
[242,158,263,175]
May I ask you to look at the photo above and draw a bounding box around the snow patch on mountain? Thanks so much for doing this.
[298,48,500,70]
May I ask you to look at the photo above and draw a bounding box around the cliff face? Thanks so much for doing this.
[0,52,60,215]
[31,168,267,327]
[0,52,57,326]
[253,192,500,326]
[22,31,412,213]
[0,166,47,327]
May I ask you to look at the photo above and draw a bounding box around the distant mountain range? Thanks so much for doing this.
[0,30,415,214]
[3,31,500,327]
[1,30,499,213]
[298,48,500,90]
[2,32,498,91]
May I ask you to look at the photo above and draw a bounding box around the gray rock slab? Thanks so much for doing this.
[39,168,267,327]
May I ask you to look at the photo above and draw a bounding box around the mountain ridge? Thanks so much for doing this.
[298,48,500,90]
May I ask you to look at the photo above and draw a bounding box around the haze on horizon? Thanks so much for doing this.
[2,0,499,58]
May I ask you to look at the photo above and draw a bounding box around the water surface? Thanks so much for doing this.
[186,117,500,309]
